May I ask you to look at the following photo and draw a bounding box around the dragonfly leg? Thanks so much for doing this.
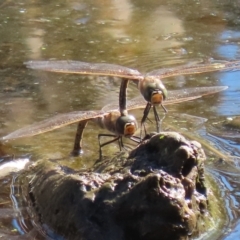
[161,104,168,114]
[118,136,124,150]
[98,134,120,160]
[160,104,168,130]
[140,103,152,139]
[153,104,168,132]
[153,106,161,132]
[115,136,142,152]
[71,120,88,156]
[130,135,141,144]
[146,117,153,124]
[119,136,135,152]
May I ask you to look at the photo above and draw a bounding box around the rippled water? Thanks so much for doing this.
[1,0,240,239]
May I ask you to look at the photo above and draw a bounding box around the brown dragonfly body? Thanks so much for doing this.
[2,86,227,157]
[93,111,136,137]
[25,59,240,133]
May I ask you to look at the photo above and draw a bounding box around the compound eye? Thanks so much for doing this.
[151,91,163,105]
[124,122,137,137]
[116,115,138,136]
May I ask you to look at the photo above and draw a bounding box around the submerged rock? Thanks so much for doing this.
[207,116,240,144]
[18,132,216,240]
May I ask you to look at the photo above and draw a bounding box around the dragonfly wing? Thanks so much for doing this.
[102,96,147,112]
[2,111,103,140]
[124,86,227,111]
[104,95,210,112]
[166,86,228,104]
[101,103,119,113]
[146,59,240,79]
[24,60,143,80]
[123,95,202,111]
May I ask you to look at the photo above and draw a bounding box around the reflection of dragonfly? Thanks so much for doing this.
[25,59,240,133]
[2,86,227,157]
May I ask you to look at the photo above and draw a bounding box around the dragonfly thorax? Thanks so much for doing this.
[116,115,138,137]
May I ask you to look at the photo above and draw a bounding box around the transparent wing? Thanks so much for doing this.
[102,86,228,112]
[2,86,228,141]
[147,60,240,78]
[2,111,103,140]
[24,60,143,80]
[165,85,228,104]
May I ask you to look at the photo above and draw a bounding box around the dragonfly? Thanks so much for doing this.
[2,86,227,158]
[25,59,240,134]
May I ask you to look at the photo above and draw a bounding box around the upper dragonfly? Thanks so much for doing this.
[24,59,240,134]
[2,86,227,158]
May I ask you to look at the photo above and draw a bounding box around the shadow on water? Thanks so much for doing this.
[0,0,240,239]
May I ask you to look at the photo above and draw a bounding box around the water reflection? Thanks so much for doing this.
[207,166,240,240]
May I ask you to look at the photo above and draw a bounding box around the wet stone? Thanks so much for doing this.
[222,116,240,131]
[19,132,214,240]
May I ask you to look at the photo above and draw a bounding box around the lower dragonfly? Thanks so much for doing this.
[2,85,228,159]
[1,86,227,159]
[25,59,240,134]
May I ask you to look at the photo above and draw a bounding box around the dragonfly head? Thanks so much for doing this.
[140,77,167,105]
[151,90,164,105]
[116,115,138,137]
[150,85,168,105]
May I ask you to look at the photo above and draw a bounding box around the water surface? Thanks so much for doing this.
[1,0,240,239]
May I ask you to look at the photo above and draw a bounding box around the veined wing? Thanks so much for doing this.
[24,60,143,80]
[165,85,228,104]
[129,86,228,109]
[147,60,240,78]
[102,86,228,112]
[2,86,228,141]
[2,111,103,140]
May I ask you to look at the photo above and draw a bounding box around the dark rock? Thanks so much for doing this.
[19,132,214,240]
